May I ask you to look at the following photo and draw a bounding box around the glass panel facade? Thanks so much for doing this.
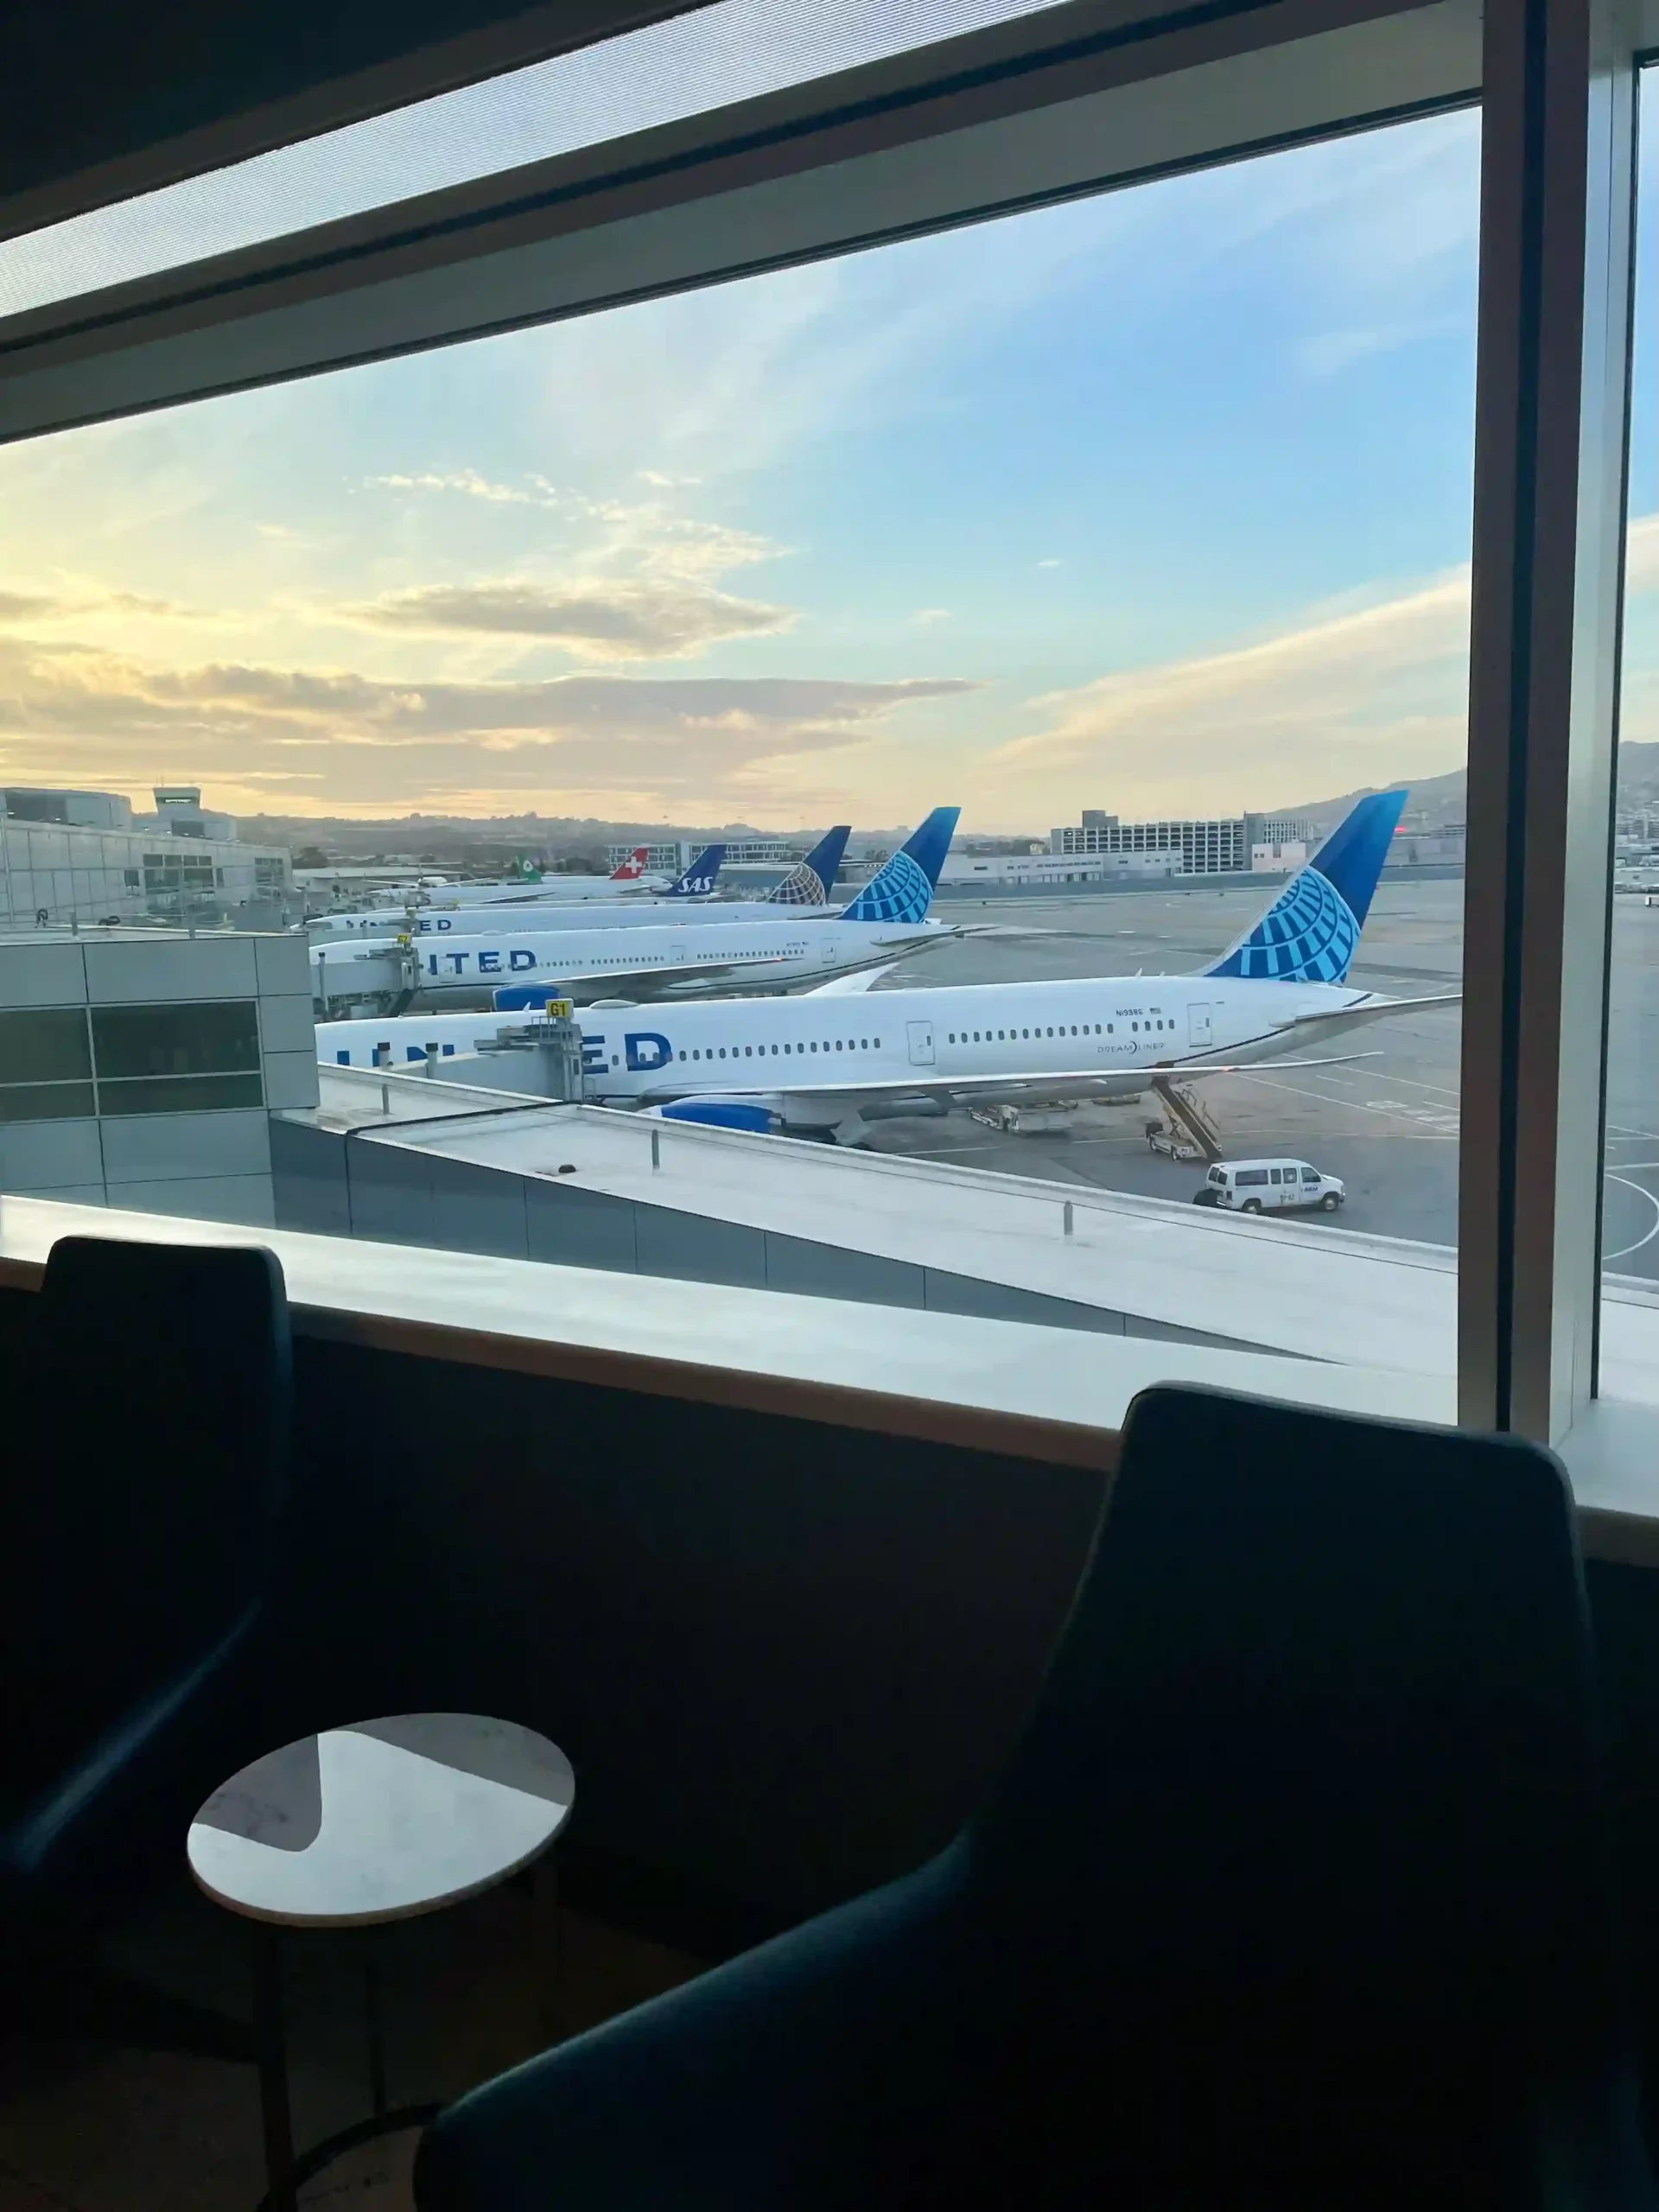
[90,1002,261,1080]
[95,1073,265,1116]
[0,1082,95,1122]
[0,1007,92,1083]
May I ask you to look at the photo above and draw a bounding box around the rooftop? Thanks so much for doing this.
[294,1065,1659,1408]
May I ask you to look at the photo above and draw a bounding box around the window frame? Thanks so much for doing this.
[0,0,1646,1457]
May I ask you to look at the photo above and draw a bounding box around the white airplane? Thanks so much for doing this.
[312,811,957,1007]
[317,791,1457,1142]
[313,844,698,931]
[314,828,849,938]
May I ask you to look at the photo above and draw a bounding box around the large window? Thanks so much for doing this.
[0,103,1479,1383]
[3,0,1649,1454]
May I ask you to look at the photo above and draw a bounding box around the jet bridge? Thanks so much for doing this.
[310,935,418,1016]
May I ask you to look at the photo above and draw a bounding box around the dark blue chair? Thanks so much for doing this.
[416,1383,1656,2211]
[0,1235,291,2054]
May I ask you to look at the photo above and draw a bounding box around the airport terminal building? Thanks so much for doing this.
[0,785,296,930]
[605,836,801,873]
[1050,810,1313,874]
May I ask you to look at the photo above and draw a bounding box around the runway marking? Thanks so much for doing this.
[1330,1067,1460,1105]
[1605,1173,1659,1262]
[1231,1070,1459,1135]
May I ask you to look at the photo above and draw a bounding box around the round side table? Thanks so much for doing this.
[188,1713,575,2212]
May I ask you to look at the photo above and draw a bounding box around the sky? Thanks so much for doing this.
[0,92,1651,833]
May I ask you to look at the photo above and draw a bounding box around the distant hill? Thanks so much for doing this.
[1285,742,1659,832]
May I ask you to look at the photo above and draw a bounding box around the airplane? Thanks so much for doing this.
[313,827,849,938]
[311,810,958,1009]
[318,791,1456,1141]
[313,845,726,936]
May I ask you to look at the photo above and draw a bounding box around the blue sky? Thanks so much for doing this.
[0,94,1637,830]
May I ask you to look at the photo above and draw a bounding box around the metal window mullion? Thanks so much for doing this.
[1459,0,1637,1440]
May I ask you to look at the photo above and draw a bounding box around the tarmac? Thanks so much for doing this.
[861,874,1659,1287]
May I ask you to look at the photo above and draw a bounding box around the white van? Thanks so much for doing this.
[1195,1159,1345,1214]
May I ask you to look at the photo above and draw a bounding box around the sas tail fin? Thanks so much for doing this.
[664,844,724,899]
[766,825,850,907]
[1204,790,1407,983]
[839,806,959,925]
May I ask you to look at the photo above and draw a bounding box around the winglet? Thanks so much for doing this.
[839,807,959,925]
[767,825,850,907]
[1204,790,1407,983]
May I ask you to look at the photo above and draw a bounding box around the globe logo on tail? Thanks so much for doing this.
[769,862,826,907]
[848,849,931,925]
[1228,867,1359,982]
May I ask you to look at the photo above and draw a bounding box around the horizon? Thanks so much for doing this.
[0,100,1654,831]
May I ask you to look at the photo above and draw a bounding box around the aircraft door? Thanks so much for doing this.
[1188,1001,1213,1048]
[906,1020,936,1067]
[821,938,839,965]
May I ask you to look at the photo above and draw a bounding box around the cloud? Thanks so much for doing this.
[1294,321,1455,378]
[339,578,793,659]
[0,582,211,626]
[0,629,977,815]
[985,515,1659,820]
[1036,559,1062,570]
[0,591,61,623]
[364,469,560,508]
[332,487,793,662]
[987,568,1471,818]
[636,469,702,488]
[910,608,951,626]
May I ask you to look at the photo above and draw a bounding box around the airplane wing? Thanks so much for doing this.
[804,964,899,995]
[632,1051,1384,1112]
[496,944,909,1005]
[503,956,794,1003]
[1280,990,1462,1041]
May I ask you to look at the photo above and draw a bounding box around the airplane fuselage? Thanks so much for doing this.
[316,970,1393,1098]
[312,916,951,1002]
[315,897,812,937]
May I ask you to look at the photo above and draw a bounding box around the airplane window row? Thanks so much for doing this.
[679,1039,882,1060]
[945,1023,1122,1044]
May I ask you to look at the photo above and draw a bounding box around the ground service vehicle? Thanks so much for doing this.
[1195,1160,1345,1214]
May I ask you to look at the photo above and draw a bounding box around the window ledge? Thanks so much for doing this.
[6,1195,1656,1565]
[1554,1399,1659,1567]
[0,1192,1456,1468]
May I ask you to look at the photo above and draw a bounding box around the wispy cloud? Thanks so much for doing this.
[0,582,217,626]
[0,631,977,815]
[986,514,1659,820]
[364,469,561,508]
[331,487,793,662]
[340,578,793,658]
[1294,319,1462,378]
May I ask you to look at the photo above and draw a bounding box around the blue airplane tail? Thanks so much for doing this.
[839,806,959,925]
[664,844,724,898]
[766,825,850,907]
[1204,790,1406,983]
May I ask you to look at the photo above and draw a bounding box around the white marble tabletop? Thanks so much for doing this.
[187,1713,575,1927]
